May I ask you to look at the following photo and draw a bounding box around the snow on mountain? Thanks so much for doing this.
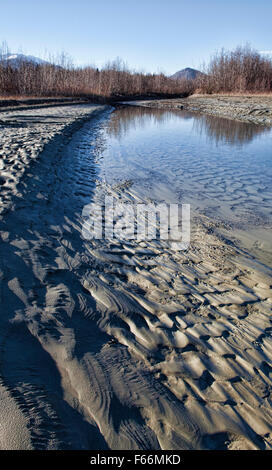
[1,53,49,67]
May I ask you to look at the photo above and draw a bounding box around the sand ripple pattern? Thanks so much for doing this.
[0,105,271,450]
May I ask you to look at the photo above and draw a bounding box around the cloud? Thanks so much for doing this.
[260,50,272,55]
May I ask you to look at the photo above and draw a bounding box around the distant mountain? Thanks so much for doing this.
[171,67,204,80]
[0,53,49,67]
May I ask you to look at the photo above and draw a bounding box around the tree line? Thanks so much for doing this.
[196,45,272,94]
[0,44,193,100]
[0,43,271,99]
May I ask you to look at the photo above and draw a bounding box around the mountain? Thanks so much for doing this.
[0,53,49,67]
[171,67,204,80]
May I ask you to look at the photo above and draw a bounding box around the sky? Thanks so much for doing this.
[1,0,272,74]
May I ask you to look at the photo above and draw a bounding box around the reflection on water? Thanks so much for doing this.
[192,113,271,145]
[98,105,272,232]
[107,105,270,145]
[106,106,178,139]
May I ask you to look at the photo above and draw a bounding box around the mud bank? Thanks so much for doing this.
[0,103,110,215]
[0,104,272,450]
[123,95,272,126]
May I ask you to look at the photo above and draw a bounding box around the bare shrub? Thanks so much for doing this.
[197,45,272,94]
[0,45,195,99]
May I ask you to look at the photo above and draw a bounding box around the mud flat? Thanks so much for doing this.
[0,104,272,450]
[0,103,109,215]
[123,94,272,126]
[0,97,91,112]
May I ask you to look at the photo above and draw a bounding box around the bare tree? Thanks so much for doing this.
[197,45,272,94]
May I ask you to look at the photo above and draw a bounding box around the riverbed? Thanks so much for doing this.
[0,103,271,450]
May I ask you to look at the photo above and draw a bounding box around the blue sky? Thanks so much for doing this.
[1,0,272,74]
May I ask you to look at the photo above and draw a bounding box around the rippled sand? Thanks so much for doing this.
[0,104,272,450]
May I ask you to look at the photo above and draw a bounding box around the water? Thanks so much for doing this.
[1,106,271,450]
[91,105,272,264]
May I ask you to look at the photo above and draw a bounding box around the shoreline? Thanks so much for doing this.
[0,103,111,215]
[0,103,272,450]
[2,94,272,127]
[121,94,272,126]
[0,97,102,114]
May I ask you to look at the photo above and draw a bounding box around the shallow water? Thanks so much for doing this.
[1,105,272,450]
[94,106,272,263]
